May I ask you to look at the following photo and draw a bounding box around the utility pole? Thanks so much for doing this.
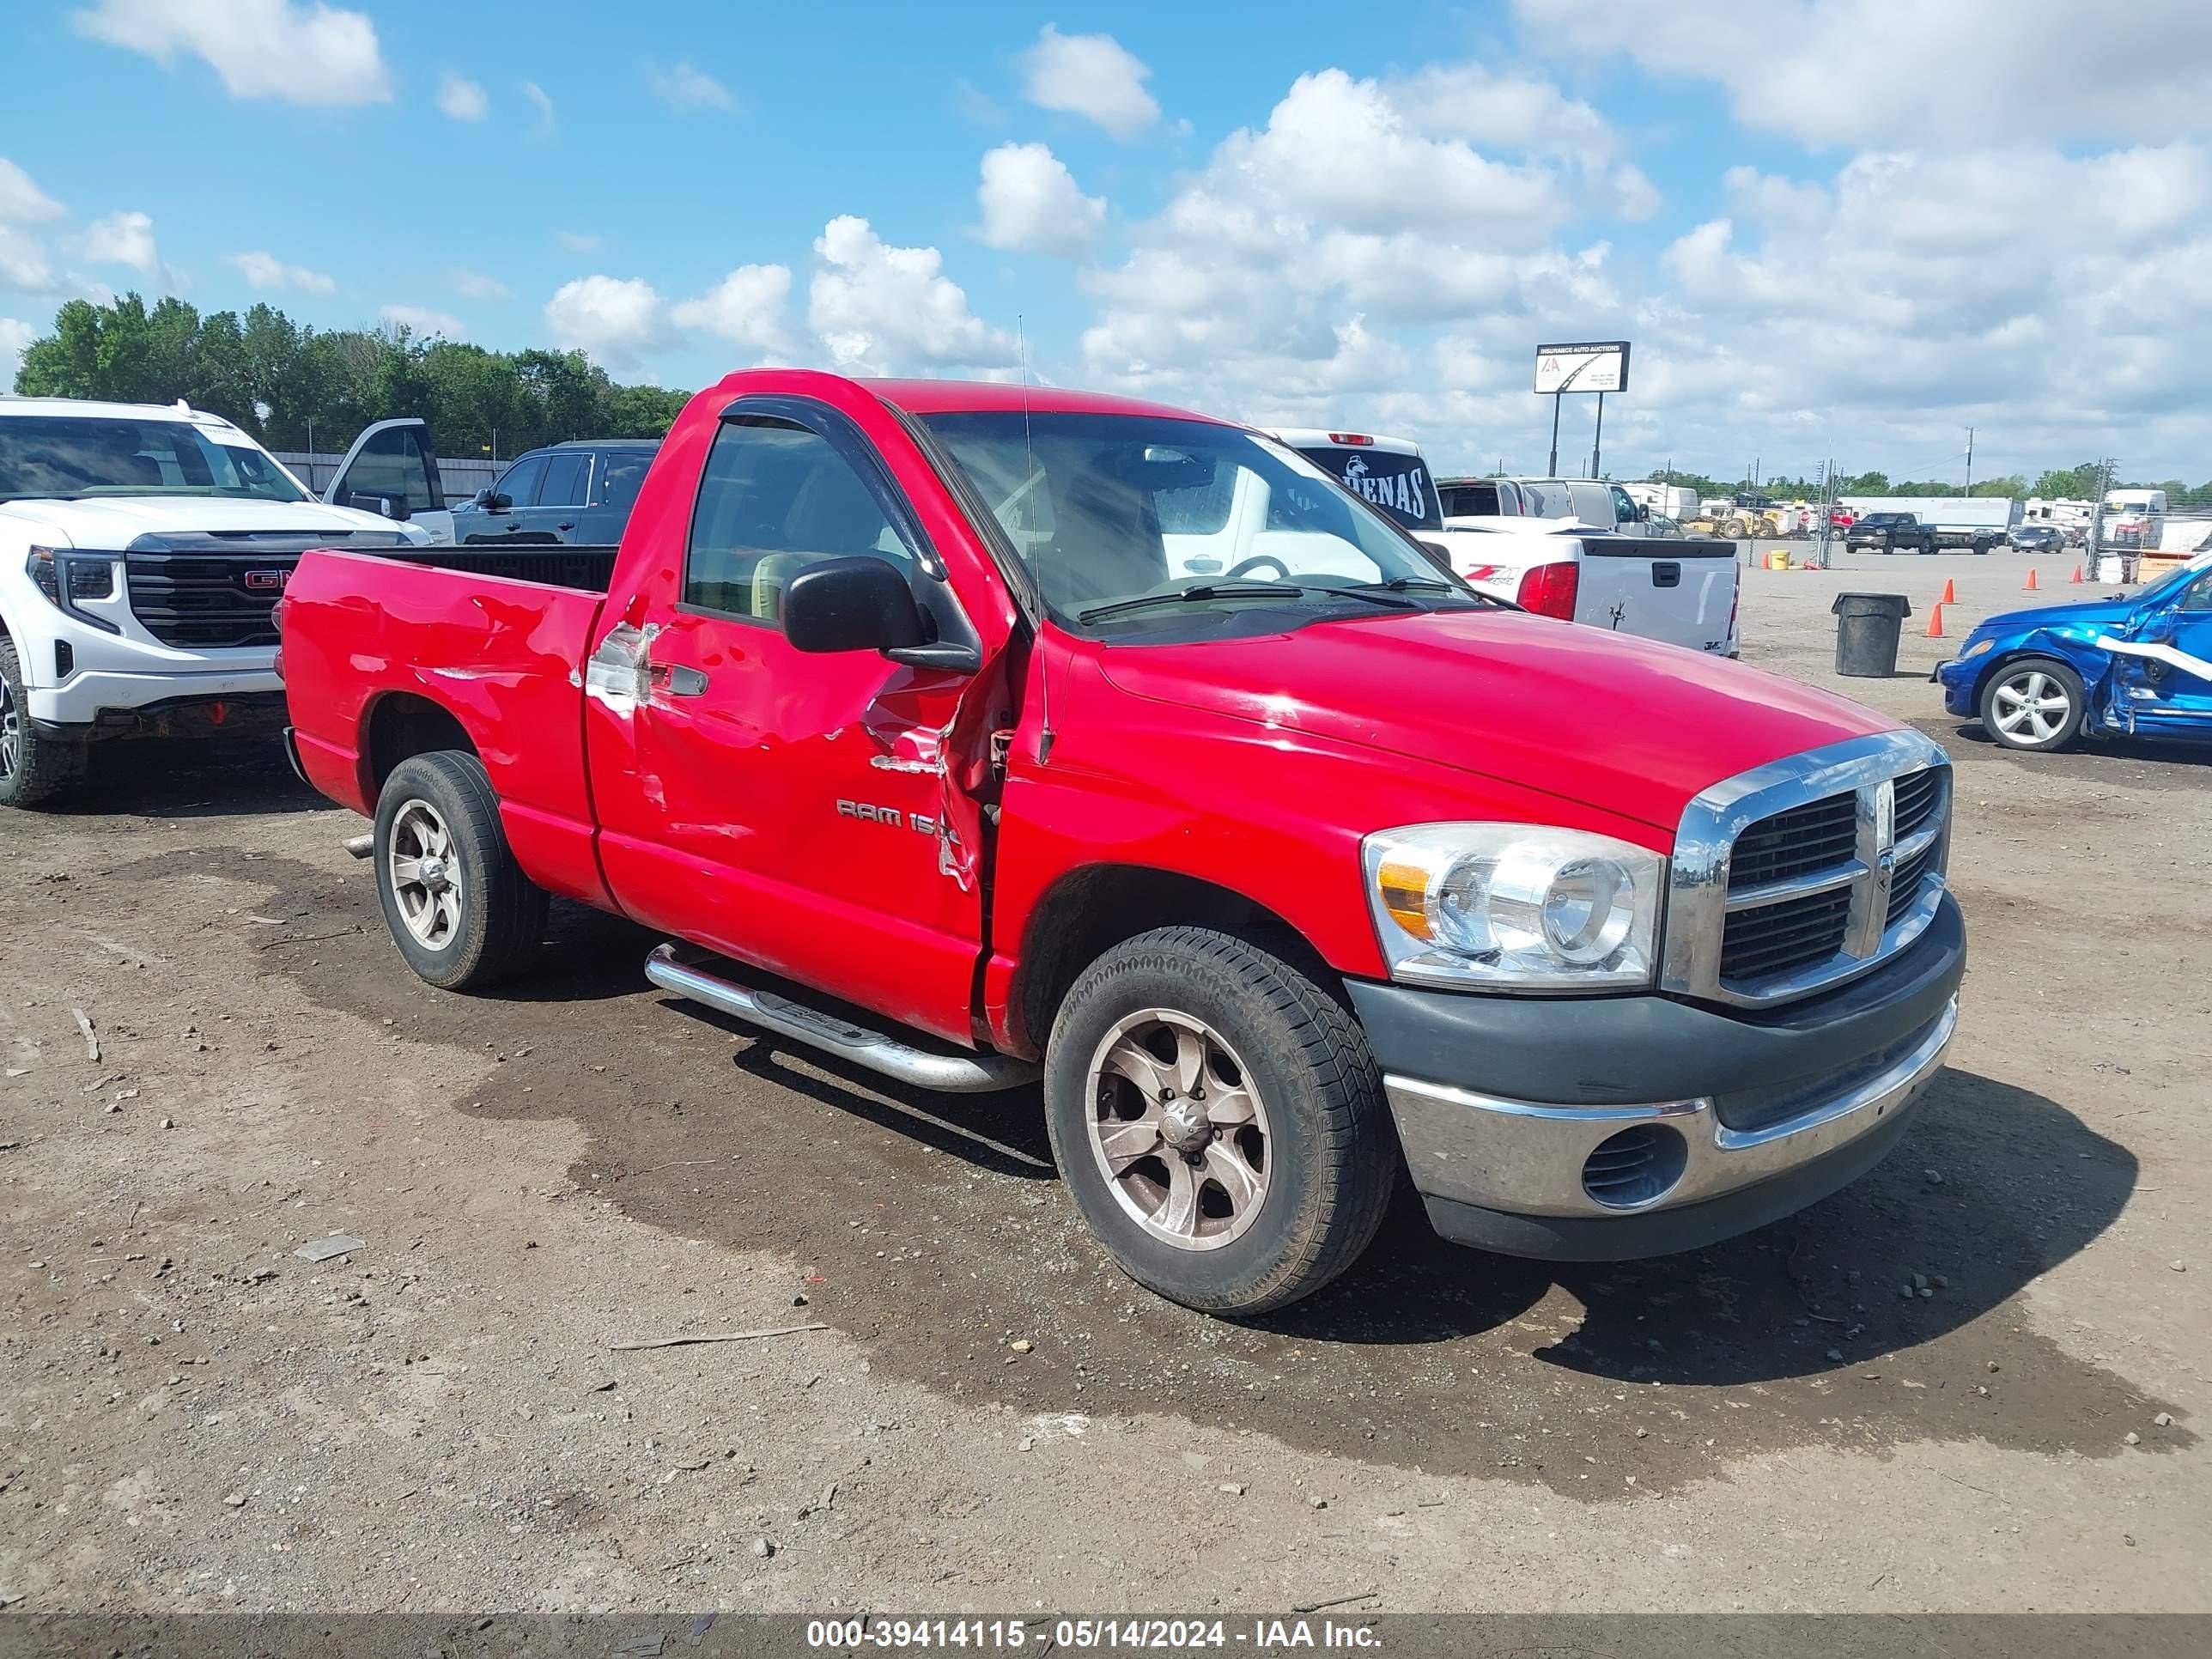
[1590,392,1606,479]
[1965,426,1974,495]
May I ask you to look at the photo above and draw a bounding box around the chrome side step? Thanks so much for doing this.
[644,944,1040,1095]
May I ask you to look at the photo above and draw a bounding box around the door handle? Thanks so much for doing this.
[1651,562,1682,587]
[556,520,577,532]
[650,663,709,696]
[502,520,520,531]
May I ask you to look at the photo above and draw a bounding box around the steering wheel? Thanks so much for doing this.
[1224,555,1291,580]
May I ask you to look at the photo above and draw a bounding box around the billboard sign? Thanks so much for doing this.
[1534,340,1631,395]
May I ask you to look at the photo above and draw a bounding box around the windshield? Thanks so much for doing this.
[0,416,307,503]
[2138,556,2212,607]
[921,412,1478,637]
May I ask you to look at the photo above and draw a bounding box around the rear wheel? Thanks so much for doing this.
[1979,656,2085,752]
[373,751,548,989]
[1043,927,1397,1316]
[0,638,87,811]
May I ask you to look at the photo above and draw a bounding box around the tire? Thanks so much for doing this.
[0,636,88,811]
[372,750,548,989]
[1042,927,1397,1316]
[1978,656,2086,752]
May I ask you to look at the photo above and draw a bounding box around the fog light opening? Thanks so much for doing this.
[1582,1123,1689,1210]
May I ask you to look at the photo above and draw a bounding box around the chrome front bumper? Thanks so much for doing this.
[1384,996,1957,1223]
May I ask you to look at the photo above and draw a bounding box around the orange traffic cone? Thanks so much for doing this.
[2070,564,2083,583]
[1939,578,1956,605]
[2025,568,2039,591]
[1924,602,1945,638]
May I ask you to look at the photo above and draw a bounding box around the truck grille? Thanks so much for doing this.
[126,551,292,648]
[118,530,411,651]
[1720,883,1853,980]
[1726,793,1858,888]
[1662,733,1952,1008]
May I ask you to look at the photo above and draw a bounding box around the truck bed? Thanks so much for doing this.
[281,548,611,908]
[384,543,620,592]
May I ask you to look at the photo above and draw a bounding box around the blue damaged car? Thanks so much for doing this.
[1935,552,2212,752]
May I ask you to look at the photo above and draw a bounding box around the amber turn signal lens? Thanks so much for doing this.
[1377,860,1431,939]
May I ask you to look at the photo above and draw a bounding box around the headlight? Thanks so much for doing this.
[26,545,122,631]
[1961,637,1995,659]
[1363,823,1663,990]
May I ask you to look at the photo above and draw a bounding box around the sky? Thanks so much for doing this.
[5,0,2212,485]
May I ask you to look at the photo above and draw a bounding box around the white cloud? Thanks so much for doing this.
[807,215,1013,375]
[448,268,510,300]
[0,159,64,225]
[436,73,488,121]
[1076,62,1641,428]
[72,0,392,106]
[520,80,556,136]
[672,263,793,356]
[1020,24,1158,139]
[976,143,1105,257]
[1,317,35,386]
[380,304,465,337]
[1516,0,2212,151]
[232,249,334,293]
[544,275,661,365]
[79,210,161,275]
[650,62,734,112]
[556,230,603,253]
[0,227,55,292]
[1630,143,2212,480]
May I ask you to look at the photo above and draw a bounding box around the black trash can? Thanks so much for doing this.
[1832,592,1911,677]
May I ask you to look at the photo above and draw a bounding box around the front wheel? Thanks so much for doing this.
[373,750,549,989]
[1043,927,1397,1316]
[1979,656,2085,752]
[0,638,88,811]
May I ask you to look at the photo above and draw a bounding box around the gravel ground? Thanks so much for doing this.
[1,550,2204,1615]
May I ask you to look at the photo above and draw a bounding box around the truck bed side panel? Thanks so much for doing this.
[282,550,611,908]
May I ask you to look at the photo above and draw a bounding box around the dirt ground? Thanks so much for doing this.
[2,550,2204,1615]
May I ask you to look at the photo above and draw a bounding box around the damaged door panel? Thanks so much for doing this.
[584,394,1011,1047]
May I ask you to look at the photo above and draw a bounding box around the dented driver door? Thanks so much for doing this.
[585,403,994,1047]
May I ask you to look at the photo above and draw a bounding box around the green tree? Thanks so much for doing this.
[10,293,695,461]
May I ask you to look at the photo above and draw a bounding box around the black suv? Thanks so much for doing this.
[1845,511,1939,555]
[451,440,660,546]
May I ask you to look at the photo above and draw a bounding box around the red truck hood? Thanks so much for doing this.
[1094,609,1898,831]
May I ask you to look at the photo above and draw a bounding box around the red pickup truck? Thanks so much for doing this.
[279,368,1966,1316]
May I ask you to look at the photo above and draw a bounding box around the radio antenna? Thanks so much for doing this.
[1017,313,1054,764]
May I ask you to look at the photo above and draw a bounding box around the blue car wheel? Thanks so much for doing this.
[1979,656,2085,752]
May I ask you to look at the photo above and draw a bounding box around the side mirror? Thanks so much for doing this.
[1636,503,1651,521]
[782,556,927,656]
[1415,539,1456,574]
[350,487,411,522]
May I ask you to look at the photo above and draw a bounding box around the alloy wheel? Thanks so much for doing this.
[1990,668,2074,745]
[1083,1008,1272,1252]
[387,798,465,949]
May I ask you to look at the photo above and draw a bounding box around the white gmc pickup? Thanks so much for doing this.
[0,397,430,808]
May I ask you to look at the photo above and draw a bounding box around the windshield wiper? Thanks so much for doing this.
[1339,574,1504,607]
[1078,582,1304,624]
